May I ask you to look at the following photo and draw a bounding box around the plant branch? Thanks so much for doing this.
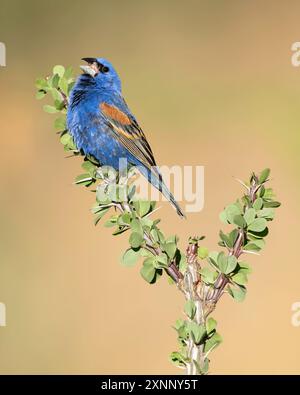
[36,65,281,376]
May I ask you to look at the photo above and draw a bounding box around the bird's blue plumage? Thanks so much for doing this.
[67,58,184,217]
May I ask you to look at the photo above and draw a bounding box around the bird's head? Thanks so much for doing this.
[79,57,122,92]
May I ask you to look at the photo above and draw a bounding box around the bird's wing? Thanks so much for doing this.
[99,100,158,172]
[98,97,185,218]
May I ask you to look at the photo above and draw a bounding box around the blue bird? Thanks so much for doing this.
[67,58,185,218]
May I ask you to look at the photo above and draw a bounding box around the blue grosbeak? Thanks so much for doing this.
[67,58,184,217]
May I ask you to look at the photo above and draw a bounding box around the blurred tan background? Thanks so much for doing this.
[0,0,299,374]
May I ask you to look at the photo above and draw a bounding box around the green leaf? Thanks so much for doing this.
[60,133,74,149]
[184,300,196,319]
[91,204,105,214]
[204,332,222,353]
[188,322,206,344]
[228,229,238,247]
[134,200,151,217]
[94,208,109,225]
[155,254,169,269]
[74,173,93,186]
[244,238,265,251]
[263,200,281,208]
[54,117,66,130]
[227,285,247,302]
[60,133,71,145]
[169,351,187,367]
[53,65,65,77]
[121,248,140,267]
[247,218,267,232]
[225,204,241,223]
[35,78,48,90]
[150,201,157,211]
[226,255,238,274]
[244,208,256,225]
[140,216,153,229]
[253,197,263,210]
[157,230,165,243]
[164,241,177,259]
[217,253,237,274]
[217,252,226,272]
[253,198,263,211]
[51,73,60,88]
[259,185,265,197]
[263,188,275,200]
[150,228,159,243]
[257,208,275,220]
[165,235,178,244]
[59,77,69,95]
[206,317,217,334]
[238,262,252,274]
[117,212,132,226]
[207,251,219,270]
[235,199,244,213]
[82,160,97,177]
[247,227,269,239]
[36,90,46,100]
[196,358,209,375]
[178,253,187,274]
[112,226,128,236]
[43,104,57,114]
[68,81,75,94]
[175,320,188,340]
[259,168,270,183]
[219,230,231,248]
[174,319,185,331]
[129,232,144,248]
[198,246,209,259]
[64,66,74,80]
[54,99,65,111]
[243,243,260,252]
[50,85,60,99]
[199,267,218,284]
[104,215,118,227]
[232,272,248,285]
[143,257,156,266]
[219,210,228,224]
[140,259,156,283]
[96,186,111,205]
[140,248,154,257]
[233,214,246,228]
[140,200,151,216]
[131,218,143,236]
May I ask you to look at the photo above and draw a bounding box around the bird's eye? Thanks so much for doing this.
[101,66,109,73]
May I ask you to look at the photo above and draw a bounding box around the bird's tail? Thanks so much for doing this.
[139,166,186,218]
[159,178,186,219]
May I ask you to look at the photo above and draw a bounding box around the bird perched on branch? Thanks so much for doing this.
[67,57,185,218]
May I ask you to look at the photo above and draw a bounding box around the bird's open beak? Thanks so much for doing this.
[80,58,99,77]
